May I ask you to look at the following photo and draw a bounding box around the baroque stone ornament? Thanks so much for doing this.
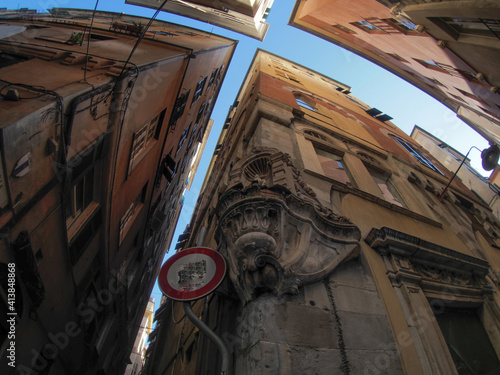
[216,149,361,304]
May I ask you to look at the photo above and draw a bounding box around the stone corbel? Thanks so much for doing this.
[216,150,361,304]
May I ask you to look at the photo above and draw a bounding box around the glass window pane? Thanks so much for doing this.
[296,97,315,111]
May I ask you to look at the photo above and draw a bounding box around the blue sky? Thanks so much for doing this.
[12,0,490,307]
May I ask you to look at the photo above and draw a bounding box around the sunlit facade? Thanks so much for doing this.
[145,49,500,374]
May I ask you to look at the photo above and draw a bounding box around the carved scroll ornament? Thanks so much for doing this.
[216,150,361,304]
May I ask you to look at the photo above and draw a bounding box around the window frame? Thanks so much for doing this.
[191,77,207,106]
[392,136,445,175]
[169,90,190,128]
[295,94,316,112]
[128,111,164,175]
[350,20,387,34]
[367,167,405,207]
[65,136,105,242]
[119,183,148,244]
[314,145,351,185]
[365,227,498,375]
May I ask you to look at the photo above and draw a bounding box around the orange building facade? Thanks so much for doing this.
[289,0,500,146]
[0,8,235,374]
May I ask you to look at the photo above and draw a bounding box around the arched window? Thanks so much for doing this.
[304,130,328,142]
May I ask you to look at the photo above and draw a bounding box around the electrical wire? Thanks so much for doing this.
[90,0,170,109]
[83,0,100,83]
[0,82,48,99]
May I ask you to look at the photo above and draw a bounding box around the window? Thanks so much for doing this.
[479,106,500,121]
[128,113,163,174]
[387,53,409,63]
[330,24,356,34]
[187,123,198,150]
[382,17,421,35]
[151,30,178,37]
[430,17,500,40]
[425,76,447,88]
[119,183,148,243]
[176,123,191,155]
[456,69,490,88]
[366,227,499,375]
[207,68,218,89]
[295,95,315,111]
[366,108,393,122]
[275,68,301,84]
[455,87,487,105]
[368,169,404,207]
[413,59,449,74]
[304,130,327,141]
[191,77,207,105]
[393,136,444,175]
[350,20,387,34]
[65,167,95,226]
[161,154,177,184]
[449,93,467,103]
[169,90,190,127]
[315,146,350,184]
[66,138,104,231]
[65,137,106,262]
[196,100,206,123]
[215,65,224,87]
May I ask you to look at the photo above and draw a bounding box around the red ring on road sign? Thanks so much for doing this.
[158,247,226,301]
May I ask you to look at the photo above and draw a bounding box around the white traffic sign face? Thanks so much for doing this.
[158,247,226,301]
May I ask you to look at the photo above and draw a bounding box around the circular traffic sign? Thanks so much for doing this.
[158,247,226,301]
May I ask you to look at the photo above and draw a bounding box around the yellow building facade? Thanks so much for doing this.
[147,49,500,374]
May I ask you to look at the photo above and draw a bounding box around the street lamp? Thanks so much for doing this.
[438,144,500,201]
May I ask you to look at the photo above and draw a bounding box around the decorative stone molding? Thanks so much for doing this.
[365,226,493,298]
[216,149,361,304]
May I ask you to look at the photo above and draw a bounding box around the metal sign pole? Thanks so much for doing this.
[183,302,231,375]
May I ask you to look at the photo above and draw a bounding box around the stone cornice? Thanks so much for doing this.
[365,226,490,278]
